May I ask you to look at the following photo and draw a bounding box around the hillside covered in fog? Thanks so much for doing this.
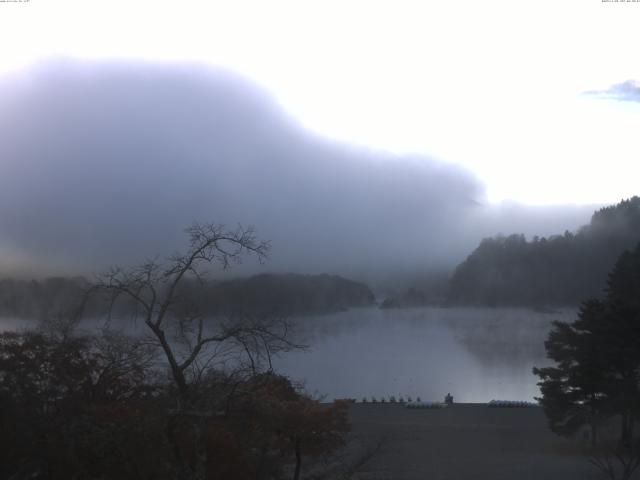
[448,197,640,306]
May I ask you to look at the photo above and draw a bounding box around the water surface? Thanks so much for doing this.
[0,306,575,403]
[274,306,575,403]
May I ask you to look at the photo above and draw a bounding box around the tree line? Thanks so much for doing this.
[448,197,640,306]
[0,273,374,322]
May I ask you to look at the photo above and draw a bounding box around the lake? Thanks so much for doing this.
[274,306,575,403]
[0,306,575,404]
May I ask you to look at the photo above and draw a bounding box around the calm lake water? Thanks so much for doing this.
[0,306,575,404]
[274,306,575,403]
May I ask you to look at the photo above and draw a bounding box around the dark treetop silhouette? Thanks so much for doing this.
[534,242,640,448]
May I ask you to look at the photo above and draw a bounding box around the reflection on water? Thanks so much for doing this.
[274,307,575,403]
[1,306,575,403]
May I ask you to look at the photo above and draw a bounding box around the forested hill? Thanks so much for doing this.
[0,273,375,320]
[197,273,374,316]
[448,197,640,306]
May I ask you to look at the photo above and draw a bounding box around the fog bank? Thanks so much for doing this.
[0,60,594,281]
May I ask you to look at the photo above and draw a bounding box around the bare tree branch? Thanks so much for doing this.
[90,223,291,406]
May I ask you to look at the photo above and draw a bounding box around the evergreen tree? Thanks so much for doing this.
[533,300,611,445]
[534,243,640,445]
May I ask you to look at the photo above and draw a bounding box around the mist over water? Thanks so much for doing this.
[275,307,575,403]
[0,306,574,403]
[0,317,35,332]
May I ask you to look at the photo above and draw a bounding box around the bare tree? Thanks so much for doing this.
[589,441,640,480]
[93,222,301,480]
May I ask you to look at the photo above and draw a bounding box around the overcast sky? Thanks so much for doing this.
[1,0,639,205]
[0,1,637,279]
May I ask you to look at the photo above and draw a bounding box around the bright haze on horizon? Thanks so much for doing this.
[1,0,639,205]
[0,1,638,277]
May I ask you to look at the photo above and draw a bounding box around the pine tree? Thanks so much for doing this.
[534,243,640,445]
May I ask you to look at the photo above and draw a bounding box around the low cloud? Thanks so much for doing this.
[0,60,595,283]
[0,60,488,279]
[584,80,640,103]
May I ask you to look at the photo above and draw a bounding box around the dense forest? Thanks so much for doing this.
[196,273,374,316]
[0,273,374,320]
[448,197,640,306]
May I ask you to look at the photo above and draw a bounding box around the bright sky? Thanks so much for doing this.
[1,0,639,205]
